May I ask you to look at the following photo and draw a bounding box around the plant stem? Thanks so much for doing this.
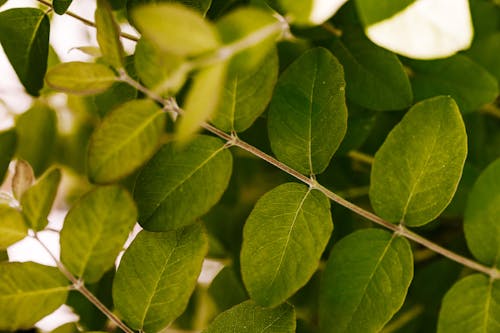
[348,150,374,165]
[33,234,135,333]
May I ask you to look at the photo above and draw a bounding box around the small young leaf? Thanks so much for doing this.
[241,183,333,307]
[0,129,16,185]
[0,262,69,330]
[319,229,413,333]
[45,62,117,95]
[20,168,61,231]
[268,47,347,175]
[407,54,499,113]
[177,62,226,142]
[0,204,27,249]
[437,274,500,333]
[134,135,232,231]
[113,225,208,333]
[88,99,165,184]
[131,3,220,56]
[328,27,412,111]
[464,158,500,267]
[370,96,467,226]
[211,47,278,132]
[95,0,125,69]
[0,8,50,96]
[12,160,34,200]
[60,186,137,283]
[203,300,296,333]
[53,0,73,14]
[279,0,348,25]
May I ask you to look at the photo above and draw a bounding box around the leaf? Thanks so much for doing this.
[0,204,27,249]
[0,262,69,330]
[328,28,412,111]
[127,0,213,16]
[467,33,500,83]
[211,47,278,132]
[203,300,296,333]
[177,62,226,142]
[15,103,57,176]
[407,55,498,113]
[464,158,500,267]
[279,0,348,25]
[131,3,219,56]
[113,225,208,333]
[45,62,117,95]
[20,168,61,231]
[95,0,125,69]
[134,135,232,231]
[53,0,73,14]
[369,96,467,226]
[0,8,50,96]
[208,266,248,312]
[11,160,34,201]
[60,186,137,283]
[319,229,413,333]
[88,99,165,184]
[0,129,16,185]
[240,182,333,307]
[0,251,7,262]
[268,47,347,175]
[361,0,473,59]
[437,274,500,333]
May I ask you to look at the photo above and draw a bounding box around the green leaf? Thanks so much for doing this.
[95,0,125,69]
[16,103,57,176]
[208,266,248,312]
[464,158,500,267]
[0,129,16,185]
[268,47,347,175]
[53,0,73,14]
[369,96,467,226]
[0,251,7,262]
[127,0,212,16]
[0,262,69,330]
[355,0,414,26]
[319,229,413,333]
[279,0,348,25]
[241,182,333,307]
[20,168,61,231]
[45,62,117,95]
[134,135,232,231]
[203,300,296,333]
[328,28,412,111]
[437,274,500,333]
[11,160,34,201]
[60,186,137,283]
[88,99,165,184]
[177,63,226,142]
[466,33,500,84]
[131,3,219,56]
[113,225,208,333]
[407,55,499,113]
[0,8,50,96]
[0,204,27,249]
[211,47,278,132]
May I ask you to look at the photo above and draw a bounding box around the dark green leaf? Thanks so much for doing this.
[208,266,248,312]
[203,300,296,333]
[0,129,16,185]
[95,0,125,69]
[0,251,7,262]
[0,262,69,330]
[88,99,165,184]
[337,103,376,154]
[355,0,414,26]
[328,28,412,110]
[60,186,137,283]
[113,225,207,333]
[241,182,332,307]
[319,229,413,333]
[134,135,232,231]
[438,274,500,333]
[370,96,467,226]
[0,204,27,249]
[45,62,117,95]
[0,8,50,96]
[467,33,500,83]
[464,158,500,267]
[211,47,278,132]
[53,0,73,14]
[268,47,347,175]
[20,168,61,231]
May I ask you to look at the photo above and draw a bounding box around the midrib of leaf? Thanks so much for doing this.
[481,280,494,333]
[0,286,69,299]
[149,145,226,218]
[91,110,163,176]
[23,12,45,79]
[307,63,318,176]
[345,234,396,332]
[268,188,312,290]
[229,76,238,132]
[260,307,288,332]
